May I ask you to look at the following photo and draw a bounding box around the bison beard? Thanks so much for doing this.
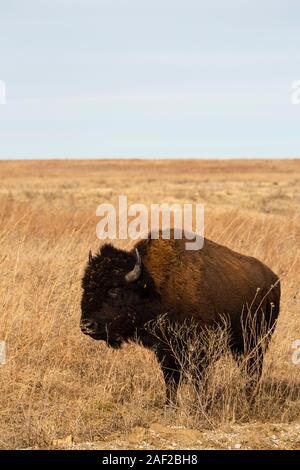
[80,231,280,404]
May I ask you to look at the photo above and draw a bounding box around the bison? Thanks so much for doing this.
[80,231,280,403]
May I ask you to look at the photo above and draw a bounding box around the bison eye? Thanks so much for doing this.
[108,288,121,299]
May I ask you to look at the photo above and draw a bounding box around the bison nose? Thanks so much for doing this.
[80,319,97,334]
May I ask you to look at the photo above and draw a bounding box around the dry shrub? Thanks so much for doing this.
[148,301,300,431]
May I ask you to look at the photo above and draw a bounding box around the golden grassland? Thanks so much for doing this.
[0,159,299,449]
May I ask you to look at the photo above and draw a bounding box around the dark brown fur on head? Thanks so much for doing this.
[80,244,159,348]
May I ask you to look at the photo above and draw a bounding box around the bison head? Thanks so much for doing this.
[80,244,158,348]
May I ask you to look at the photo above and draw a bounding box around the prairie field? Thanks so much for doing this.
[0,159,299,450]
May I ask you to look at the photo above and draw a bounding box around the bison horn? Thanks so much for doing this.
[89,250,93,263]
[125,248,142,283]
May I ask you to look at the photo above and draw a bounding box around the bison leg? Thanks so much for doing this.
[163,353,210,405]
[154,347,181,405]
[162,367,181,406]
[244,345,264,402]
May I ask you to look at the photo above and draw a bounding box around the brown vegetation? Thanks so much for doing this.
[0,159,299,449]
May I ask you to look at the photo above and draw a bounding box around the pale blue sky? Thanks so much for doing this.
[0,0,299,159]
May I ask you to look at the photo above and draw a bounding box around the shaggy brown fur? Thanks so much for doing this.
[81,231,280,403]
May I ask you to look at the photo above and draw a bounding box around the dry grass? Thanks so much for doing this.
[0,159,299,449]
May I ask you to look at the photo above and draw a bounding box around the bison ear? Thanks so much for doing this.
[88,250,93,263]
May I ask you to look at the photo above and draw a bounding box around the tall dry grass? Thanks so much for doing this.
[0,160,299,448]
